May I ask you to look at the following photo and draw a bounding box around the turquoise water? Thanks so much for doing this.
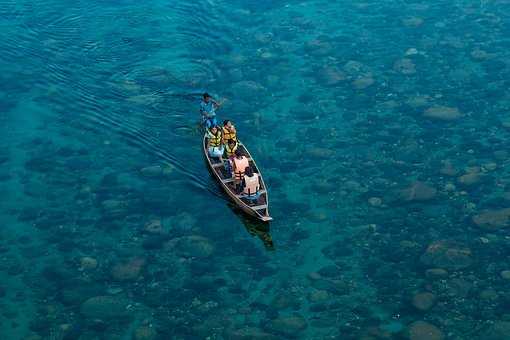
[1,0,510,338]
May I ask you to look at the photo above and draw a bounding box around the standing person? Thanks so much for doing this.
[200,93,222,128]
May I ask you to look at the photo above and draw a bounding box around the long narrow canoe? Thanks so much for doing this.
[203,135,272,222]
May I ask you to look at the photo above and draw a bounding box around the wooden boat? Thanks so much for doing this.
[203,135,272,222]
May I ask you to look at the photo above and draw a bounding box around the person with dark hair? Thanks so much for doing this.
[222,119,237,144]
[224,138,238,159]
[232,148,249,192]
[223,138,239,177]
[241,166,260,198]
[200,93,223,128]
[206,125,224,159]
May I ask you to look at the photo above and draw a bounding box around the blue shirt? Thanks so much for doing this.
[200,100,216,118]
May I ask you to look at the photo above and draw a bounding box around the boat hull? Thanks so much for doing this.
[203,135,272,222]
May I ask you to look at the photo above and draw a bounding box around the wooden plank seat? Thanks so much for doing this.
[212,157,252,168]
[236,190,266,198]
[249,204,268,211]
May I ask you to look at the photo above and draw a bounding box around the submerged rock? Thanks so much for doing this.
[470,48,491,61]
[446,278,473,297]
[402,17,424,27]
[271,293,300,310]
[407,321,444,340]
[343,60,369,76]
[480,289,499,301]
[101,199,128,216]
[425,268,448,280]
[423,105,461,121]
[394,58,416,75]
[175,235,215,258]
[308,289,330,303]
[144,219,163,234]
[407,95,431,108]
[304,39,333,56]
[310,278,350,295]
[439,160,458,176]
[140,165,163,177]
[352,75,375,89]
[318,66,346,85]
[80,296,131,320]
[500,270,510,281]
[133,325,157,340]
[111,257,145,281]
[411,292,436,311]
[420,240,472,270]
[80,257,98,270]
[23,334,43,340]
[458,169,482,186]
[254,32,273,44]
[399,181,437,202]
[472,208,510,230]
[368,197,383,207]
[307,147,334,159]
[225,327,278,340]
[269,315,307,337]
[485,321,510,340]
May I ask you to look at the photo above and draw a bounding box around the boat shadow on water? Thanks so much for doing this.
[227,202,275,251]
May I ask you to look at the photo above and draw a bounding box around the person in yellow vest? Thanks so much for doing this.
[232,149,249,191]
[241,166,260,198]
[223,139,239,177]
[222,120,237,144]
[224,138,238,159]
[206,125,224,159]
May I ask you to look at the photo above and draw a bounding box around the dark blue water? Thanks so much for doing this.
[2,0,510,338]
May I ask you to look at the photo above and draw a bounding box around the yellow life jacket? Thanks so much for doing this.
[222,126,237,142]
[208,130,222,147]
[225,141,238,157]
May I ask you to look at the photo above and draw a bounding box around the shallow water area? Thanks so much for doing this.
[2,0,510,339]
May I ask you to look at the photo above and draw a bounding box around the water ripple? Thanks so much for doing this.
[2,0,237,198]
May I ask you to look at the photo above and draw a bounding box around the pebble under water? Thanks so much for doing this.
[1,0,510,339]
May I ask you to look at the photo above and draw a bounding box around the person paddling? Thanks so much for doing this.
[200,93,223,128]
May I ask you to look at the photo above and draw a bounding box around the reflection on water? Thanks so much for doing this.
[2,0,510,338]
[228,202,275,250]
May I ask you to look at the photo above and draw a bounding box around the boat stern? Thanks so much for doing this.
[260,215,273,222]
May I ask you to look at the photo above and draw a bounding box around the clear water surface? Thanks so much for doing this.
[1,0,510,339]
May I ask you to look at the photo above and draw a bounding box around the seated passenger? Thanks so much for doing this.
[241,166,260,198]
[224,138,238,159]
[206,125,224,159]
[232,149,249,191]
[223,139,239,177]
[222,120,237,144]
